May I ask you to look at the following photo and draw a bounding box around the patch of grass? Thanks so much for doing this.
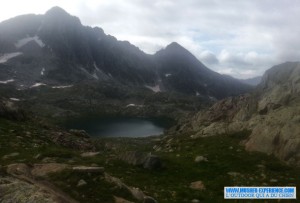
[0,118,80,165]
[98,133,300,203]
[49,170,136,203]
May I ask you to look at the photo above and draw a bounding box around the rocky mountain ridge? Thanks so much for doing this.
[0,6,251,99]
[176,61,300,165]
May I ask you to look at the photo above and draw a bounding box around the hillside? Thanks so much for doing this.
[176,61,300,166]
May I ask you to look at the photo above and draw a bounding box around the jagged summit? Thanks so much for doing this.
[0,7,251,99]
[44,6,81,27]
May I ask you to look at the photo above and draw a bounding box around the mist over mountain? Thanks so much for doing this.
[0,6,251,99]
[240,76,262,86]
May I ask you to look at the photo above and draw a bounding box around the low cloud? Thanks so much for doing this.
[199,51,219,65]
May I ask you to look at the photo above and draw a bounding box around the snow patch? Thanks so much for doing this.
[80,67,98,79]
[10,98,20,101]
[41,67,45,76]
[0,79,14,84]
[165,73,172,77]
[93,62,100,72]
[93,62,109,80]
[0,52,23,63]
[30,83,46,88]
[92,73,99,80]
[15,35,45,48]
[145,84,161,93]
[209,96,217,101]
[126,104,144,108]
[52,85,73,89]
[126,104,136,107]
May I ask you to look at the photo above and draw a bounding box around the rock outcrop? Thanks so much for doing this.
[2,163,78,203]
[49,130,95,151]
[179,62,300,165]
[0,98,26,121]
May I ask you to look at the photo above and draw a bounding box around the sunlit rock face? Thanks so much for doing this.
[181,62,300,165]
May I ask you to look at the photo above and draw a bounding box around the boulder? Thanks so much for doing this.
[114,196,134,203]
[194,156,208,163]
[143,155,162,170]
[120,151,162,170]
[6,163,31,177]
[0,176,58,202]
[77,179,87,187]
[72,166,104,173]
[69,129,90,138]
[190,181,205,191]
[2,152,19,159]
[0,98,26,121]
[49,131,96,151]
[143,196,158,203]
[31,163,69,177]
[80,152,100,157]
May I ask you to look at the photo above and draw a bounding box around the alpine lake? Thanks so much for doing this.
[64,116,174,138]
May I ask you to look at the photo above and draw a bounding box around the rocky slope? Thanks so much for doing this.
[0,7,251,99]
[177,62,300,165]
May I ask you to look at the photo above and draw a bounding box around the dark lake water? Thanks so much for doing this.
[64,117,173,138]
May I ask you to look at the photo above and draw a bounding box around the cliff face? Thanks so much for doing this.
[180,62,300,165]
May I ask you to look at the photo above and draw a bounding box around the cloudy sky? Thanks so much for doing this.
[1,0,299,79]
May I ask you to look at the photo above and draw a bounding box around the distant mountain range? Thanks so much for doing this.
[240,76,262,86]
[0,6,251,99]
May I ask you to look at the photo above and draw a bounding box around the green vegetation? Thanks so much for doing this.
[92,134,299,202]
[49,170,136,203]
[0,118,299,202]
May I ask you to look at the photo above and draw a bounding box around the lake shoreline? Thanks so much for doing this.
[62,116,175,138]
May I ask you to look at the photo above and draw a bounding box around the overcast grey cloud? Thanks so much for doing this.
[0,0,299,79]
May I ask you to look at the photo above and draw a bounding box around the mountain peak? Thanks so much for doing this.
[165,42,185,50]
[44,6,81,26]
[45,6,70,17]
[155,42,189,56]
